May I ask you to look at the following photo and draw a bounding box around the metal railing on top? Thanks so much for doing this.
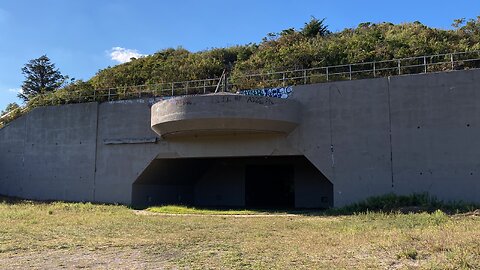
[231,50,480,90]
[2,50,480,118]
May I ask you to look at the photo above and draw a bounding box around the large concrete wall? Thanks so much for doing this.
[389,71,480,202]
[292,69,480,206]
[93,101,163,204]
[0,103,98,201]
[1,69,480,207]
[291,78,393,206]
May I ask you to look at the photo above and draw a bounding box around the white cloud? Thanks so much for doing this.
[109,47,145,64]
[7,88,21,93]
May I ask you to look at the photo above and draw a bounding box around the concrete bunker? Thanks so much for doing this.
[150,94,300,138]
[132,156,333,209]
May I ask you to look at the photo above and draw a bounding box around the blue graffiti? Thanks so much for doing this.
[240,86,293,99]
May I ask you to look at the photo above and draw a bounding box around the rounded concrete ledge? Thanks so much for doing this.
[151,94,301,138]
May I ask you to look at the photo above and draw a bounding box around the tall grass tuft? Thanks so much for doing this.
[328,193,479,215]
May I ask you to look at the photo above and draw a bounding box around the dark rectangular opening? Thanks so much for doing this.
[132,156,332,209]
[245,164,294,209]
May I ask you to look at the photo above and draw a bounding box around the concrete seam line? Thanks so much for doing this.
[93,102,100,201]
[387,77,394,189]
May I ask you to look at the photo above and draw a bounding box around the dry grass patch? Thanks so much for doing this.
[0,198,479,269]
[147,205,271,215]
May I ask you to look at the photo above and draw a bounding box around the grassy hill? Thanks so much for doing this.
[84,17,480,90]
[2,17,480,128]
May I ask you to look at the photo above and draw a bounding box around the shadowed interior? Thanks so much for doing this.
[132,156,333,209]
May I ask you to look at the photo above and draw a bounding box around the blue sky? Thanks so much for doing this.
[0,0,479,109]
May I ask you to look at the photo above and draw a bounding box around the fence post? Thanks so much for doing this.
[373,62,376,77]
[203,80,206,94]
[171,83,174,96]
[349,65,352,80]
[282,72,286,87]
[185,82,188,95]
[398,60,401,75]
[303,70,307,84]
[424,56,427,73]
[451,53,454,70]
[108,88,111,101]
[326,67,329,81]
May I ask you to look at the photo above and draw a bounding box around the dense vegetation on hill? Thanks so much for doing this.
[85,16,480,90]
[1,16,480,128]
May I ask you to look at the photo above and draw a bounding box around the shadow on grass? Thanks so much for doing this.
[0,195,118,207]
[2,193,479,216]
[144,193,480,216]
[316,193,480,216]
[0,195,31,204]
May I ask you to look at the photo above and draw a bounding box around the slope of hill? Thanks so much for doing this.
[85,17,480,90]
[1,17,480,128]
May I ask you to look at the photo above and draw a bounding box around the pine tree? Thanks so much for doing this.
[19,55,65,102]
[301,17,330,38]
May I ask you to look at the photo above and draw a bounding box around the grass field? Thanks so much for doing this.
[0,198,479,269]
[147,205,268,215]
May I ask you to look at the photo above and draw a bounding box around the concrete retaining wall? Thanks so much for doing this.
[389,71,480,202]
[291,78,393,206]
[293,69,480,206]
[0,103,98,201]
[94,101,162,204]
[1,69,479,207]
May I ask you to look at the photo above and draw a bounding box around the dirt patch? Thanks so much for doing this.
[0,247,175,270]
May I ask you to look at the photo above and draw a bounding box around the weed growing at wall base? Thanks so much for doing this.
[327,193,480,215]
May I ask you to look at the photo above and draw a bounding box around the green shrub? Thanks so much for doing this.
[328,193,479,215]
